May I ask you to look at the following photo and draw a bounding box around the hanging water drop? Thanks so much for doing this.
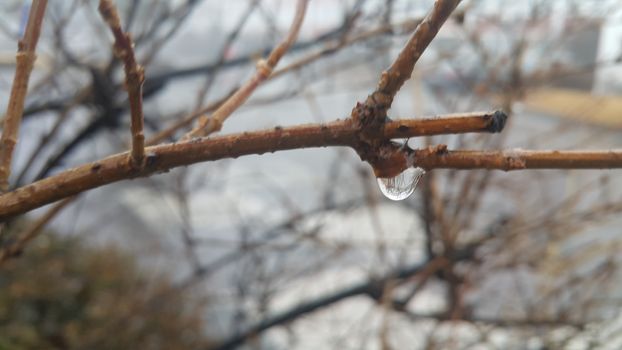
[377,167,426,201]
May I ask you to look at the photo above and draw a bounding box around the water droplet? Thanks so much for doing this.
[377,167,426,201]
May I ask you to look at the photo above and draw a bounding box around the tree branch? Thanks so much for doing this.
[366,0,461,109]
[0,196,73,263]
[99,0,145,167]
[351,0,462,177]
[2,110,622,221]
[0,0,48,192]
[0,112,504,220]
[411,146,622,171]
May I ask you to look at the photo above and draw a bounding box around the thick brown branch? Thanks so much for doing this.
[0,0,48,192]
[99,0,145,167]
[0,112,506,220]
[1,112,621,221]
[185,0,309,138]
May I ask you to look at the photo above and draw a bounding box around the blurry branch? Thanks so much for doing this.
[210,257,451,350]
[184,0,309,138]
[141,9,373,91]
[400,311,587,329]
[0,197,73,263]
[99,0,145,167]
[174,199,361,290]
[136,0,203,66]
[0,111,509,220]
[193,0,260,109]
[19,8,347,120]
[14,91,89,186]
[0,0,48,192]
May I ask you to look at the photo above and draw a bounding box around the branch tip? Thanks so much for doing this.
[486,110,508,133]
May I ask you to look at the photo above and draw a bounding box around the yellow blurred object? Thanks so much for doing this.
[522,88,622,128]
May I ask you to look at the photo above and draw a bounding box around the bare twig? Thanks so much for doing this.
[99,0,145,167]
[0,0,48,192]
[374,0,460,102]
[184,0,309,139]
[411,147,622,171]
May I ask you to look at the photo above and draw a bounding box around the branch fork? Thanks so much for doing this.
[352,0,463,179]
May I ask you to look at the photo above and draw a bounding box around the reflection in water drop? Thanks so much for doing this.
[377,167,426,201]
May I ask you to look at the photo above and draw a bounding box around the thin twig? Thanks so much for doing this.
[99,0,145,167]
[193,0,260,110]
[0,0,48,192]
[184,0,309,139]
[0,196,74,264]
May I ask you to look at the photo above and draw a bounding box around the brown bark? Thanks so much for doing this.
[1,112,621,221]
[413,148,622,171]
[0,112,505,220]
[0,0,48,192]
[99,0,145,167]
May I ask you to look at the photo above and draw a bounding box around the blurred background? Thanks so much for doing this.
[1,0,622,349]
